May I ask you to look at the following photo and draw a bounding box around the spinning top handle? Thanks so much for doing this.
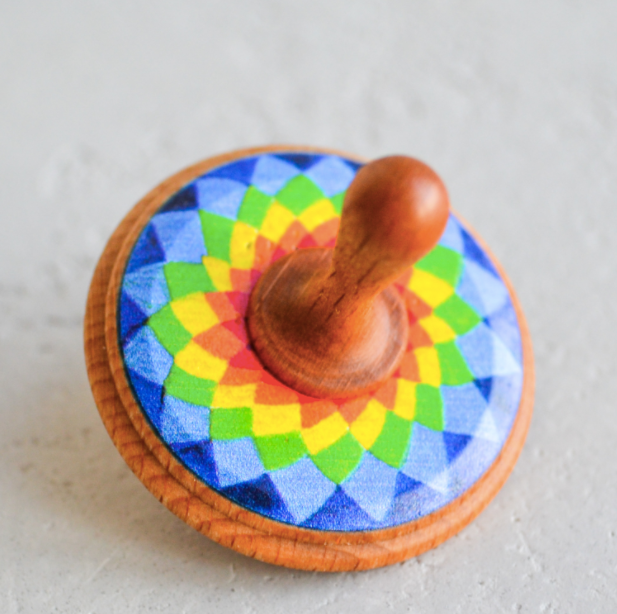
[317,156,450,321]
[248,155,450,398]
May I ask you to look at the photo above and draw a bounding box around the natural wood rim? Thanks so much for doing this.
[84,145,534,571]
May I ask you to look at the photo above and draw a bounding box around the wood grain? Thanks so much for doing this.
[247,156,450,398]
[84,145,535,571]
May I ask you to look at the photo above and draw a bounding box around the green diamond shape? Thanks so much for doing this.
[414,384,444,431]
[275,175,325,215]
[210,407,252,440]
[199,211,235,262]
[164,364,216,406]
[437,342,474,385]
[311,433,364,484]
[415,245,463,286]
[370,412,413,468]
[164,262,215,300]
[148,305,192,354]
[237,186,273,229]
[254,432,308,470]
[434,294,482,335]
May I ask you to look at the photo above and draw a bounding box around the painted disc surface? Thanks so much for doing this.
[115,150,526,533]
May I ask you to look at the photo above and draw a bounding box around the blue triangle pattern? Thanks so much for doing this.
[207,157,258,185]
[275,152,321,171]
[401,424,449,484]
[486,302,522,364]
[394,472,422,497]
[438,215,465,253]
[195,177,247,219]
[212,438,265,487]
[268,458,336,523]
[119,291,148,343]
[461,228,499,276]
[151,211,207,264]
[302,487,379,531]
[305,156,357,197]
[170,440,219,488]
[487,373,524,435]
[160,394,210,444]
[250,155,300,195]
[123,264,170,317]
[442,383,489,436]
[465,260,509,316]
[474,377,493,401]
[446,437,501,498]
[388,483,449,523]
[127,368,164,431]
[442,432,473,463]
[456,323,520,379]
[160,184,198,213]
[456,266,487,317]
[340,453,398,521]
[124,326,173,385]
[222,475,294,524]
[126,223,166,273]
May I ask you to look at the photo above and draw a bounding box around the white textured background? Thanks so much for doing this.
[1,2,616,612]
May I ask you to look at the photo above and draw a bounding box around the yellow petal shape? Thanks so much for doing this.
[419,314,456,343]
[252,403,302,436]
[350,400,387,449]
[171,292,219,336]
[298,199,337,231]
[230,221,258,270]
[414,347,441,386]
[175,341,228,382]
[203,257,232,291]
[393,380,417,420]
[302,412,349,455]
[212,384,257,409]
[409,269,454,308]
[260,201,296,242]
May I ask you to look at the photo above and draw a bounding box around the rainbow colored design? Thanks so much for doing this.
[119,152,523,531]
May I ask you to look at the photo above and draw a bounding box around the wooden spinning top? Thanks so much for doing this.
[85,145,533,571]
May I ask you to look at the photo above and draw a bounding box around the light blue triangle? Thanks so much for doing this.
[152,211,207,263]
[488,373,524,435]
[122,263,170,316]
[305,156,356,197]
[160,395,210,444]
[456,267,487,317]
[212,438,265,487]
[401,424,449,485]
[269,458,336,523]
[250,155,300,195]
[195,177,247,219]
[438,216,465,253]
[474,410,501,443]
[124,326,173,385]
[340,453,398,521]
[456,323,521,379]
[442,383,489,436]
[465,260,509,316]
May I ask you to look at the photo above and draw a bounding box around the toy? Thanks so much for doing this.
[84,145,533,571]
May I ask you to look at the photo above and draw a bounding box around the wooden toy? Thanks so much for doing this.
[84,145,534,571]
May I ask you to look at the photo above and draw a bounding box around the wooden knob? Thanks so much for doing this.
[247,156,450,398]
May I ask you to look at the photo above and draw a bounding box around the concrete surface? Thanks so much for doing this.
[1,1,616,612]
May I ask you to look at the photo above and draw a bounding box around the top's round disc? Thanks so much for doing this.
[85,145,533,571]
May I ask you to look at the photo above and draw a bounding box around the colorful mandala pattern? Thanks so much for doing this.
[118,152,523,531]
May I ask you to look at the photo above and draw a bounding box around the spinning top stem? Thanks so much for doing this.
[247,156,450,398]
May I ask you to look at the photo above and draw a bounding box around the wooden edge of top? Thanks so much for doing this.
[84,145,534,571]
